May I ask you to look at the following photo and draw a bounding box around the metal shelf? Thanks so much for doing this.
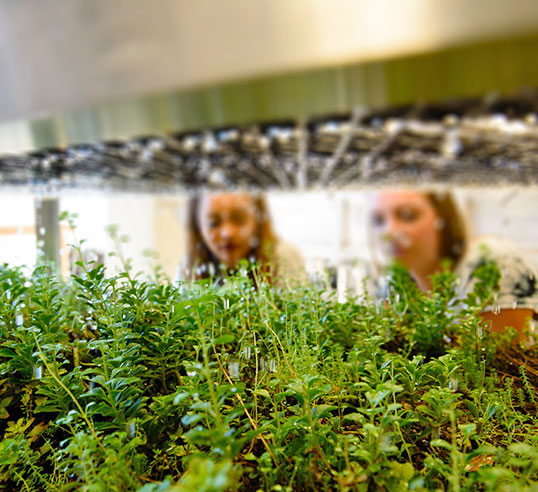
[1,91,538,191]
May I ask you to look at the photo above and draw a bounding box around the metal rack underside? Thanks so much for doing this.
[2,92,538,192]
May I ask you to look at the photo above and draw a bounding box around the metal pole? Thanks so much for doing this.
[35,198,60,267]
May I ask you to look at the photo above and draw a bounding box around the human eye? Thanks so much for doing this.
[398,207,419,222]
[207,216,221,228]
[371,212,385,227]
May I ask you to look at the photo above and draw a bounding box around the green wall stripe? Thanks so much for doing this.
[20,31,538,151]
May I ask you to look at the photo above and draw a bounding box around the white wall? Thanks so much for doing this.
[0,191,36,269]
[459,188,538,266]
[61,192,156,276]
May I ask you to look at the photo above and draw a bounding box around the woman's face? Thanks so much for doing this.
[197,193,259,269]
[370,191,442,274]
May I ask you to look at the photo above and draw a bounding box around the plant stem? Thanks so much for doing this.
[213,345,286,479]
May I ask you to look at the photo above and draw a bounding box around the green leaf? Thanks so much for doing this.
[181,414,203,426]
[342,413,365,424]
[459,423,476,439]
[431,439,453,450]
[311,404,337,419]
[173,392,191,405]
[253,389,271,399]
[213,334,235,345]
[465,400,479,419]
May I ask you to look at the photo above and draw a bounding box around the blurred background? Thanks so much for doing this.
[0,0,537,279]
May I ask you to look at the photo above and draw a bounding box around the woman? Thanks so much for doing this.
[369,190,538,338]
[178,191,303,284]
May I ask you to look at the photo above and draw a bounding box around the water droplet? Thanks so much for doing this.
[34,366,42,380]
[186,370,197,377]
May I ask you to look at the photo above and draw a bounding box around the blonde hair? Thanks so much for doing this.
[424,192,468,267]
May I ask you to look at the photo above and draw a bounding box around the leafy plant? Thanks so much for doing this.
[0,242,536,491]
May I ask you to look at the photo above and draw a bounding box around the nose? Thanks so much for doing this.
[380,216,399,240]
[219,221,236,239]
